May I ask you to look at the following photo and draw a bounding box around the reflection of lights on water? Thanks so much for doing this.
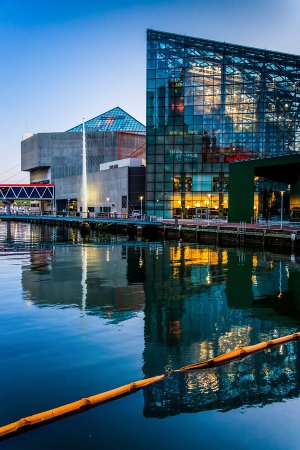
[104,305,113,318]
[273,329,279,338]
[198,341,214,361]
[106,249,110,262]
[206,274,211,284]
[171,247,227,267]
[222,250,228,265]
[139,248,143,268]
[170,244,228,266]
[164,357,173,376]
[186,371,219,394]
[81,246,87,329]
[218,326,251,354]
[285,265,290,278]
[172,267,179,278]
[279,344,284,355]
[69,231,77,244]
[278,260,282,298]
[251,275,257,285]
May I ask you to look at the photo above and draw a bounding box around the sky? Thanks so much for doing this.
[1,0,300,182]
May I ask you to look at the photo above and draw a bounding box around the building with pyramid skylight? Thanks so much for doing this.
[67,107,145,134]
[21,107,146,214]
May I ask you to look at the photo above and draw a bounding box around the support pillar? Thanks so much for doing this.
[228,164,255,223]
[4,200,13,215]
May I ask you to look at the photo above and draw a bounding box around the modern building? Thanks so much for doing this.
[79,157,146,215]
[22,240,147,316]
[146,29,300,219]
[21,107,146,213]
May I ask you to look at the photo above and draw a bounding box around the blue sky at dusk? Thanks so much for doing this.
[1,0,300,180]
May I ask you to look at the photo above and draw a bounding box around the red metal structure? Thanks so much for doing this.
[117,131,146,160]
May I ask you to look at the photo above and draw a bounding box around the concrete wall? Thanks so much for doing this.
[88,167,129,213]
[21,131,146,212]
[30,167,51,183]
[22,132,118,177]
[53,166,145,214]
[21,131,145,177]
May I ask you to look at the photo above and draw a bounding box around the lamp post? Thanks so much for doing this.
[196,202,200,220]
[106,197,110,217]
[140,196,143,219]
[280,191,284,229]
[207,194,211,224]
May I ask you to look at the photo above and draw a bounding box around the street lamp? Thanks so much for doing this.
[280,191,284,229]
[207,194,211,224]
[106,197,110,217]
[140,196,143,218]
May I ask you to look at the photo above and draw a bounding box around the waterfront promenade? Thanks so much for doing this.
[0,212,162,227]
[1,212,299,252]
[162,218,300,231]
[1,211,299,232]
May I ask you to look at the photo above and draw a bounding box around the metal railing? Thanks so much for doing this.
[0,210,160,222]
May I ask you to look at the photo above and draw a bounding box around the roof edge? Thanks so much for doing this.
[147,29,300,60]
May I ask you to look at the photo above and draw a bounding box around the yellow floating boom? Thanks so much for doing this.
[1,331,300,439]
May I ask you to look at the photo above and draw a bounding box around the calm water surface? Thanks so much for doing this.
[1,221,300,449]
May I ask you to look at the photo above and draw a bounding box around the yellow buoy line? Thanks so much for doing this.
[1,331,300,439]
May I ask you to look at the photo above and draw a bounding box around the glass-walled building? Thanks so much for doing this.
[146,29,300,219]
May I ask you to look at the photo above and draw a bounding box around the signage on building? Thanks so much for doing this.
[169,148,198,161]
[225,154,251,162]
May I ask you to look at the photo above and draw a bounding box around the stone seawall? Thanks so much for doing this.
[158,224,299,254]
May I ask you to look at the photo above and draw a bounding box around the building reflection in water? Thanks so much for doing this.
[81,246,87,327]
[10,221,300,416]
[21,241,147,323]
[142,244,300,417]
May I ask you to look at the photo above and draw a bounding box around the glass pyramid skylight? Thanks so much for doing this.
[67,107,145,134]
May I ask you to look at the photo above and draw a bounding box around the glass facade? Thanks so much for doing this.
[68,106,146,134]
[146,29,300,218]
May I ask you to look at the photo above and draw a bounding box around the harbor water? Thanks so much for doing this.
[1,221,300,449]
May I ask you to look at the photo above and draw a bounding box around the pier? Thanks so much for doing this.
[1,213,299,252]
[160,220,300,253]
